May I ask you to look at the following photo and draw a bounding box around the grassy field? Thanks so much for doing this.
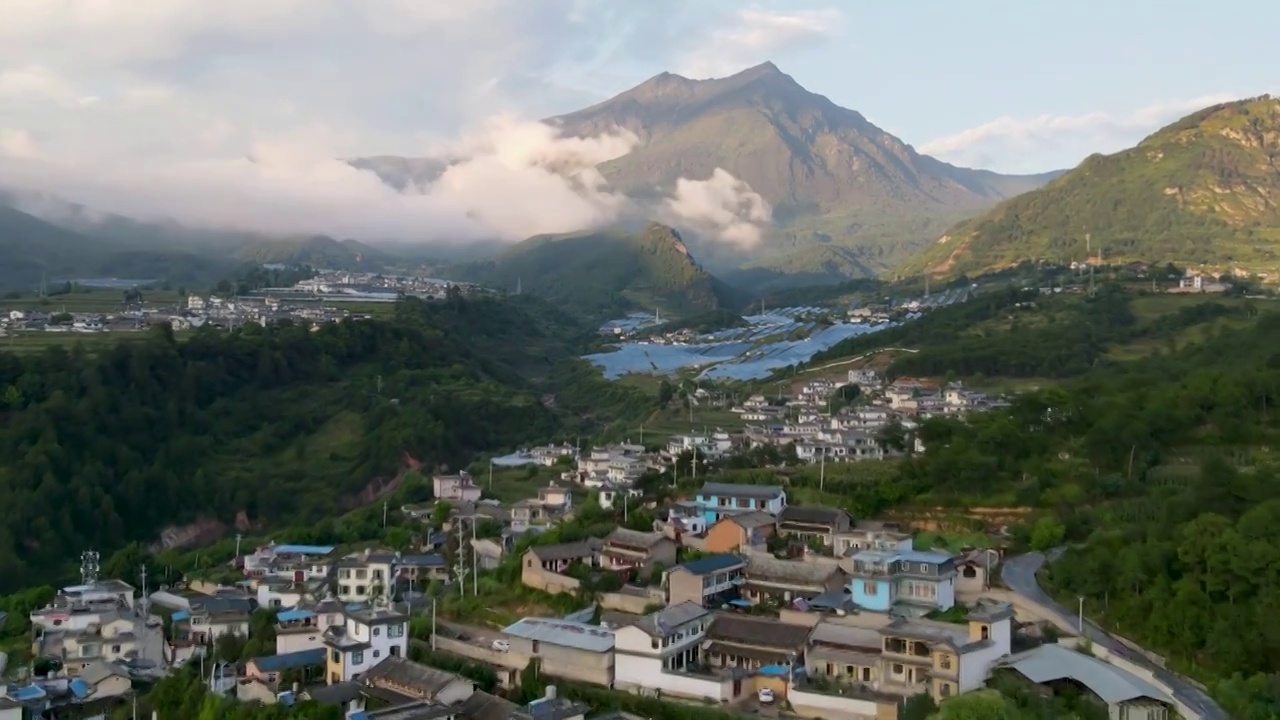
[0,289,185,313]
[464,461,568,504]
[0,330,164,355]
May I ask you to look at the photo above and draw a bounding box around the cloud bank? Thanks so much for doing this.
[0,0,799,246]
[663,169,772,248]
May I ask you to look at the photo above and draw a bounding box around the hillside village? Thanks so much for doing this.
[2,368,1188,720]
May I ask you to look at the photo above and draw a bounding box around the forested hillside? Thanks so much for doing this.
[0,295,650,590]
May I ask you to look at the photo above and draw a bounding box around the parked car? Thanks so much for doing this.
[491,639,511,652]
[757,688,774,704]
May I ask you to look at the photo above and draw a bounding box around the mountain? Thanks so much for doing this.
[234,236,391,270]
[901,95,1280,278]
[0,202,238,292]
[447,222,744,317]
[352,63,1059,285]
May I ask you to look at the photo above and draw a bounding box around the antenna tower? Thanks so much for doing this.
[80,550,100,586]
[452,515,471,598]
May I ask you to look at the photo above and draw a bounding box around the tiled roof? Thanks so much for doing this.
[630,602,710,638]
[726,511,776,530]
[250,648,326,672]
[361,656,470,696]
[527,540,600,562]
[746,553,842,585]
[698,482,784,500]
[603,528,667,549]
[705,614,811,649]
[502,618,614,652]
[673,554,744,576]
[777,506,849,526]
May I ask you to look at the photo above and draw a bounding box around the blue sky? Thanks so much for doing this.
[0,0,1275,239]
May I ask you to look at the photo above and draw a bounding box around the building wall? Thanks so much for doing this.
[703,521,746,554]
[600,588,662,614]
[431,637,526,677]
[955,564,987,597]
[665,571,706,607]
[506,636,613,687]
[788,688,885,720]
[520,563,581,595]
[277,630,325,654]
[614,653,729,701]
[851,578,893,611]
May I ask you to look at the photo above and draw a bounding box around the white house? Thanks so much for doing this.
[323,605,409,684]
[334,550,398,604]
[611,602,720,700]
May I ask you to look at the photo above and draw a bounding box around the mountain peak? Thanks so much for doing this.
[733,61,782,80]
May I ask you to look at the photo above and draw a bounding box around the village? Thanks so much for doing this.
[0,370,1191,720]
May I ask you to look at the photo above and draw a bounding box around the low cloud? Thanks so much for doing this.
[918,94,1244,173]
[0,117,640,243]
[662,168,772,248]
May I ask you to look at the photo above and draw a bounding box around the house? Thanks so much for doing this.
[335,549,398,604]
[847,368,880,387]
[246,648,327,686]
[71,660,133,701]
[522,541,599,579]
[833,523,913,558]
[471,539,505,571]
[175,594,252,645]
[775,506,853,546]
[398,554,450,585]
[804,602,1013,702]
[323,605,409,684]
[1000,643,1174,720]
[702,614,811,671]
[510,484,574,530]
[599,529,677,576]
[241,543,336,581]
[275,606,345,654]
[597,485,643,512]
[703,511,776,553]
[847,547,958,614]
[30,579,136,632]
[693,482,786,525]
[434,473,483,503]
[500,618,615,686]
[741,553,846,606]
[360,655,476,706]
[45,610,140,674]
[955,549,1001,598]
[612,603,714,698]
[664,554,746,608]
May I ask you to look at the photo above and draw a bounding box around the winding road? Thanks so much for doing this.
[1001,551,1226,720]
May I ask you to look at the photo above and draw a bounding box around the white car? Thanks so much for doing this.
[491,639,511,652]
[757,688,774,704]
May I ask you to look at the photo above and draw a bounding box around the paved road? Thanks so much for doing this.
[1002,551,1225,720]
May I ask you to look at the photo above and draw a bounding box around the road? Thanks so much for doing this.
[1001,551,1225,720]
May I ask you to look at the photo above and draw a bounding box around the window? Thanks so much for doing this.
[652,638,660,650]
[892,663,904,675]
[390,645,401,657]
[373,627,381,637]
[940,683,952,697]
[862,581,877,595]
[980,625,990,640]
[352,651,364,665]
[939,654,952,670]
[373,650,380,659]
[532,641,541,653]
[919,563,928,573]
[356,569,368,580]
[111,644,121,653]
[356,585,366,595]
[331,651,340,663]
[388,624,404,638]
[340,585,351,595]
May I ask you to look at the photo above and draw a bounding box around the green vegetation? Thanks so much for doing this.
[0,294,661,591]
[233,235,389,270]
[112,663,340,720]
[903,95,1280,279]
[449,223,745,318]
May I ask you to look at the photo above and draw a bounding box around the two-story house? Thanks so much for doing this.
[334,550,398,604]
[612,603,712,697]
[274,602,346,654]
[833,523,912,558]
[500,618,615,687]
[664,554,746,607]
[433,473,482,503]
[804,602,1014,702]
[359,655,476,706]
[323,605,409,684]
[702,614,811,671]
[846,548,957,614]
[599,529,677,576]
[510,484,574,530]
[704,512,776,553]
[775,507,853,547]
[693,482,786,525]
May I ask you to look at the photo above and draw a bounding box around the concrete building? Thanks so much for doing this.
[1000,643,1174,720]
[599,529,677,576]
[500,618,615,687]
[847,547,957,614]
[611,603,713,699]
[323,605,409,684]
[704,511,776,553]
[664,554,746,608]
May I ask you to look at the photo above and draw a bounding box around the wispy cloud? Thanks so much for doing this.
[679,6,844,79]
[918,94,1244,173]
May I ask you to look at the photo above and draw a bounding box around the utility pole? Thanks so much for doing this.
[819,447,826,492]
[234,533,243,561]
[139,565,149,619]
[382,501,389,529]
[431,598,438,650]
[453,515,469,599]
[471,517,478,598]
[623,494,629,524]
[488,460,494,490]
[1077,596,1085,634]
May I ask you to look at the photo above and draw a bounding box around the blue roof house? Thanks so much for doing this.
[693,482,786,525]
[847,548,957,613]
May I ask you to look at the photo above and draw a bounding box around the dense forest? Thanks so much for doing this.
[0,294,652,590]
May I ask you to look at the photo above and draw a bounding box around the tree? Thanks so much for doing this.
[902,693,937,720]
[518,659,542,703]
[1029,517,1066,552]
[214,631,247,663]
[432,501,453,529]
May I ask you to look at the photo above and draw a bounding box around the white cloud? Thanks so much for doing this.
[918,94,1244,173]
[663,169,772,248]
[679,6,844,79]
[0,0,803,243]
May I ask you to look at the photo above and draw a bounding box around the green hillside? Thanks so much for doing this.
[234,235,390,270]
[902,95,1280,279]
[448,222,746,317]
